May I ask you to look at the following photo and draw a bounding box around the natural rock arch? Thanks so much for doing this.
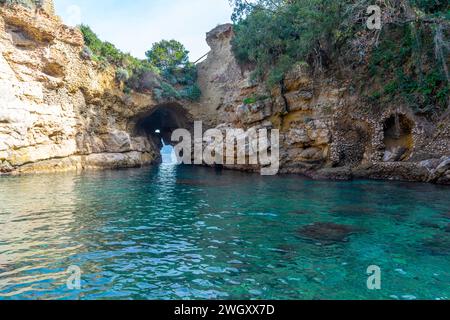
[132,103,193,151]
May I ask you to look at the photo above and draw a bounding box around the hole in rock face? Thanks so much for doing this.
[134,103,193,162]
[383,114,414,162]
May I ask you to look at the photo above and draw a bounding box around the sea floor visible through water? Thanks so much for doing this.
[0,165,449,300]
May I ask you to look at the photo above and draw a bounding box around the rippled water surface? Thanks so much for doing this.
[0,165,449,300]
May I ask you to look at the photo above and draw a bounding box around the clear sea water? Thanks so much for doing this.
[0,165,449,300]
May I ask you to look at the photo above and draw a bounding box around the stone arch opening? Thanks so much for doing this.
[382,114,414,162]
[133,103,193,152]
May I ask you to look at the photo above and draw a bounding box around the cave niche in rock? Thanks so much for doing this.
[134,103,193,153]
[383,114,414,162]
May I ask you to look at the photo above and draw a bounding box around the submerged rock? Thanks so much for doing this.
[442,212,450,220]
[422,235,450,256]
[419,221,442,230]
[288,210,311,215]
[297,222,362,244]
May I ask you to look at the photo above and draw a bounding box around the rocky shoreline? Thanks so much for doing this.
[0,7,449,184]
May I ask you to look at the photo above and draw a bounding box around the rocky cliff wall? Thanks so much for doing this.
[0,6,177,174]
[194,24,450,184]
[0,6,449,184]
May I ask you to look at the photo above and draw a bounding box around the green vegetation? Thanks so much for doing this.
[229,0,449,114]
[145,40,189,72]
[243,94,270,105]
[369,22,449,114]
[230,0,357,86]
[243,97,257,105]
[145,40,201,101]
[79,25,201,102]
[411,0,449,13]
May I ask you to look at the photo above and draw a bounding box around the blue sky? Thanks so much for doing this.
[54,0,233,61]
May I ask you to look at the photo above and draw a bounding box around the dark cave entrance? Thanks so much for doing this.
[382,114,414,162]
[134,103,193,163]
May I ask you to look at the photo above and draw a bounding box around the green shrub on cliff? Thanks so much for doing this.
[115,68,130,82]
[180,84,202,101]
[79,25,102,54]
[369,22,449,114]
[79,26,201,101]
[230,0,349,85]
[145,40,201,100]
[126,66,159,92]
[411,0,449,13]
[145,40,189,72]
[79,25,131,67]
[229,0,449,114]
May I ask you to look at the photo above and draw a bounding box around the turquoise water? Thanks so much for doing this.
[0,165,449,300]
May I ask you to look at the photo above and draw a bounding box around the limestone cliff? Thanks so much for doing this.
[195,24,450,184]
[0,6,165,174]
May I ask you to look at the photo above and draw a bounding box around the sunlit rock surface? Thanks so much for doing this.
[0,6,449,183]
[193,23,450,183]
[0,6,162,174]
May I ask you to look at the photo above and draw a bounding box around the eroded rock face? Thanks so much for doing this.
[192,24,450,184]
[1,10,449,184]
[0,6,167,174]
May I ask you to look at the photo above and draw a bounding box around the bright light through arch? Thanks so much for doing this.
[160,139,177,165]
